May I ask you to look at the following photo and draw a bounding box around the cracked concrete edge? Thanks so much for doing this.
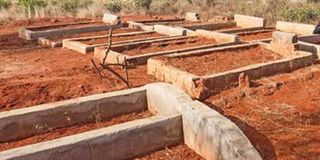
[146,83,262,160]
[0,87,147,143]
[0,114,183,160]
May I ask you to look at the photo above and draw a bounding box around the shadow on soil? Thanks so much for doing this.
[204,102,277,160]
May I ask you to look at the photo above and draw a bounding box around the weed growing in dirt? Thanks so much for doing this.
[0,0,10,9]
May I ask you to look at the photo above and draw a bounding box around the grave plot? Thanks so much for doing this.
[19,20,122,40]
[235,28,275,42]
[180,15,266,34]
[38,28,141,48]
[148,33,315,99]
[0,83,261,160]
[298,34,320,59]
[93,32,238,65]
[63,30,168,54]
[204,65,320,160]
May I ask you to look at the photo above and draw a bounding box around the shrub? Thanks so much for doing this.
[0,0,11,9]
[18,0,47,17]
[283,7,320,23]
[105,0,123,13]
[54,0,93,13]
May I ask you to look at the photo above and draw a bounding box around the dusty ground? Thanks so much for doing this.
[204,65,320,160]
[0,18,155,111]
[118,37,217,56]
[0,110,152,151]
[161,45,281,76]
[135,144,205,160]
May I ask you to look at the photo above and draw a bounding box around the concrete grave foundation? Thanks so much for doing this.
[0,83,262,160]
[148,42,314,99]
[93,33,239,65]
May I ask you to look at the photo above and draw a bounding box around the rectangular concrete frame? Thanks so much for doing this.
[276,21,316,35]
[62,30,167,54]
[19,21,122,40]
[0,82,262,160]
[298,34,320,59]
[127,18,185,31]
[0,85,184,160]
[147,43,315,99]
[93,33,240,65]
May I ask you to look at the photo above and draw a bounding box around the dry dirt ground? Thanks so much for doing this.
[0,17,156,111]
[205,64,320,160]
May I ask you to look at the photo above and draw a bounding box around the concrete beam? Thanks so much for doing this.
[154,25,187,36]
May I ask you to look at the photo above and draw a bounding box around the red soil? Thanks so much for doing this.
[0,18,155,111]
[120,37,217,56]
[204,65,320,160]
[161,45,282,76]
[239,31,273,41]
[47,28,141,41]
[81,32,164,45]
[135,144,205,160]
[0,110,152,151]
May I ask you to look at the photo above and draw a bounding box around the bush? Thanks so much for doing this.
[18,0,47,9]
[105,0,123,13]
[283,7,320,23]
[54,0,93,13]
[0,0,11,9]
